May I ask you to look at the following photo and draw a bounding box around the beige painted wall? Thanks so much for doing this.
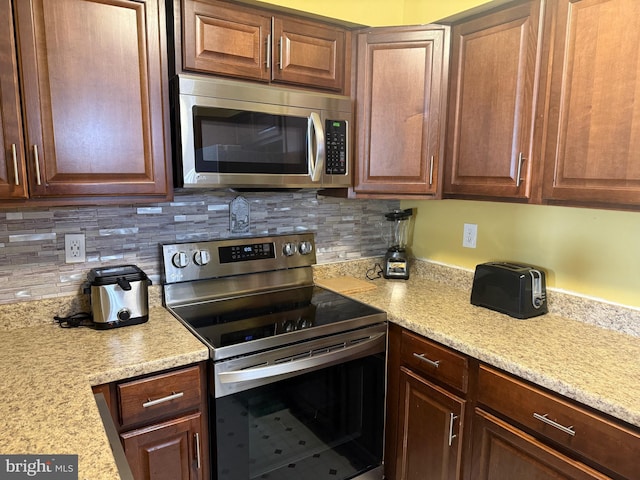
[258,0,640,308]
[254,0,493,25]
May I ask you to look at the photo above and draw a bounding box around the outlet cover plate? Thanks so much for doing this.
[463,223,477,248]
[65,233,86,263]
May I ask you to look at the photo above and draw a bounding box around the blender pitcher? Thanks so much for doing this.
[383,208,413,279]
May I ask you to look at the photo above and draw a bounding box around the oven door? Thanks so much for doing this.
[211,324,386,480]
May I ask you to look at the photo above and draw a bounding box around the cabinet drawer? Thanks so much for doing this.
[478,365,640,479]
[118,365,202,427]
[400,330,468,393]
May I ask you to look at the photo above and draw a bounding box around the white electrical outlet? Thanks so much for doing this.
[463,223,477,248]
[65,233,86,263]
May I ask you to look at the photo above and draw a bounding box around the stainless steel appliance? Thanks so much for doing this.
[162,233,386,480]
[382,208,413,280]
[470,261,548,318]
[83,265,151,329]
[173,74,352,190]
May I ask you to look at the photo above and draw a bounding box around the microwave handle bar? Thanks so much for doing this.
[307,112,325,182]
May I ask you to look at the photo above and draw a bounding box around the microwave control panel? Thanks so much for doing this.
[325,120,348,175]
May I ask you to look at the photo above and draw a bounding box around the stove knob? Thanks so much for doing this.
[299,241,313,255]
[282,242,297,256]
[194,250,211,266]
[117,308,131,322]
[172,251,189,268]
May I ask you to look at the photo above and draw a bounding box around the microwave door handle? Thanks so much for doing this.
[307,112,325,182]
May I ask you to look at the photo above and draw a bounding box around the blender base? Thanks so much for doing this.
[383,250,410,280]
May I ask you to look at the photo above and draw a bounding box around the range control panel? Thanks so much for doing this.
[162,233,316,285]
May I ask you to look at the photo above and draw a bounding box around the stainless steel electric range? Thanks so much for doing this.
[162,233,387,480]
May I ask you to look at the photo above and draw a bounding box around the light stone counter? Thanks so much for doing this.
[345,276,640,429]
[0,306,209,480]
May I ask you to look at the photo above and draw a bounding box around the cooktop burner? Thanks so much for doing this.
[162,234,386,361]
[168,286,384,361]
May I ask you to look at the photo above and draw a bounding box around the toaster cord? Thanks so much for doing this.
[54,312,93,328]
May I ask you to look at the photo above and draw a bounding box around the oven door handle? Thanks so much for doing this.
[217,332,385,385]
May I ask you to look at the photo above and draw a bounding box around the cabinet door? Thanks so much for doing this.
[121,412,204,480]
[14,0,169,198]
[0,0,28,199]
[182,0,271,81]
[355,26,449,196]
[272,17,346,91]
[395,367,464,480]
[444,1,542,199]
[471,409,612,480]
[540,0,640,206]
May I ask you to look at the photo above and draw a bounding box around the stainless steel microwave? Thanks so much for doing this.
[173,75,353,190]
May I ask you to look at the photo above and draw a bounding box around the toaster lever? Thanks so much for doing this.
[116,277,132,291]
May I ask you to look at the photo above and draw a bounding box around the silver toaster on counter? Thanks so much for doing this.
[470,262,547,319]
[83,265,152,329]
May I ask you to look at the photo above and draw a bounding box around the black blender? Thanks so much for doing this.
[383,208,413,280]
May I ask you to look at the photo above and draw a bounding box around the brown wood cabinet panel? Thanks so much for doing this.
[396,367,465,480]
[0,0,28,199]
[121,412,204,480]
[471,409,612,480]
[445,0,543,200]
[13,0,170,198]
[400,328,469,393]
[272,17,345,91]
[354,26,449,196]
[540,0,640,206]
[118,365,202,428]
[477,365,640,480]
[182,0,271,81]
[180,0,349,93]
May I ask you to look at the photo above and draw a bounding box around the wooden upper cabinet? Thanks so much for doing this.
[182,0,271,82]
[354,26,449,197]
[12,0,170,199]
[272,17,346,91]
[540,0,640,207]
[181,0,349,92]
[0,0,28,199]
[444,0,543,200]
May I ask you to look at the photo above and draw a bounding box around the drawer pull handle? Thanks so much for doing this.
[533,413,575,436]
[413,352,440,368]
[194,432,201,469]
[142,391,184,408]
[448,412,458,447]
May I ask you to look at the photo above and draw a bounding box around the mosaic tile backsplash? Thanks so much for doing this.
[0,190,398,304]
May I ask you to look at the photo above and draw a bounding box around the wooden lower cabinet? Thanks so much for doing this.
[396,367,465,480]
[92,363,208,480]
[387,326,640,480]
[121,412,204,480]
[471,409,611,480]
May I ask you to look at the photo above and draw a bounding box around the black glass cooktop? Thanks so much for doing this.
[170,286,386,360]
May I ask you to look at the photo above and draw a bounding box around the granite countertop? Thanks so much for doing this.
[345,275,640,429]
[0,306,209,480]
[1,264,639,480]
